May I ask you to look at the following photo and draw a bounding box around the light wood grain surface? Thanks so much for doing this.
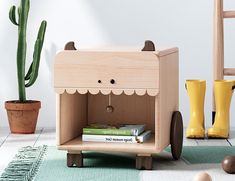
[58,135,157,154]
[213,0,224,112]
[55,48,179,155]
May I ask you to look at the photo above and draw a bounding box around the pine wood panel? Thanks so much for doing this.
[55,88,159,96]
[88,93,155,132]
[54,52,159,89]
[55,66,158,89]
[55,47,179,155]
[56,94,61,146]
[57,47,178,56]
[57,92,88,145]
[156,52,179,150]
[55,51,159,65]
[58,135,159,154]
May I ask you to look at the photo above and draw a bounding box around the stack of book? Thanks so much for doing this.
[82,124,151,144]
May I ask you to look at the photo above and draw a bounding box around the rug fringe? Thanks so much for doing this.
[0,145,47,181]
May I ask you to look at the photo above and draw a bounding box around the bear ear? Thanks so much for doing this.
[64,41,77,50]
[142,40,155,51]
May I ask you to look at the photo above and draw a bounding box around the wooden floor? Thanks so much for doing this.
[0,127,235,178]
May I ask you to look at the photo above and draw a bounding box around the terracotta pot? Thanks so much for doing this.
[5,100,41,134]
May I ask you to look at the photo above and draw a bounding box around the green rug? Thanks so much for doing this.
[0,146,139,181]
[1,146,235,181]
[165,146,235,164]
[181,146,235,164]
[34,147,139,181]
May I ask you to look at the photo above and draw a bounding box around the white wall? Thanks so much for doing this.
[1,0,235,128]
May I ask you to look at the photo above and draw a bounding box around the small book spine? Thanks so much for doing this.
[82,134,138,143]
[82,131,151,144]
[83,128,132,136]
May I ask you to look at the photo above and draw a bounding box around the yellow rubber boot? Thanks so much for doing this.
[207,80,235,138]
[186,80,206,138]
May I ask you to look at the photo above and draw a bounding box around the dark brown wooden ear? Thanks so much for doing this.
[64,41,77,50]
[142,40,155,51]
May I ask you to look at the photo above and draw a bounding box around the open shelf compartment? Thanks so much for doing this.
[58,135,156,154]
[57,92,160,154]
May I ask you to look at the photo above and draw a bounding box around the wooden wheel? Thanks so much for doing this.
[170,111,183,160]
[136,155,152,170]
[67,153,83,167]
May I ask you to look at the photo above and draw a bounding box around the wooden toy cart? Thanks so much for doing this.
[213,0,235,122]
[54,41,183,170]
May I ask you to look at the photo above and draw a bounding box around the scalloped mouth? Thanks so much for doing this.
[54,88,159,96]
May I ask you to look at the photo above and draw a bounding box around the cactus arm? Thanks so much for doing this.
[37,21,47,48]
[25,62,32,80]
[25,40,41,87]
[9,6,18,25]
[18,7,21,22]
[25,21,47,87]
[17,0,30,102]
[25,21,46,82]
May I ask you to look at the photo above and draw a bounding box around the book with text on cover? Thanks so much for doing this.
[83,124,145,136]
[82,130,151,143]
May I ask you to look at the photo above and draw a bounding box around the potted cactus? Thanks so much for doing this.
[5,0,47,134]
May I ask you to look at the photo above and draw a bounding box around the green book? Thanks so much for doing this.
[83,124,145,136]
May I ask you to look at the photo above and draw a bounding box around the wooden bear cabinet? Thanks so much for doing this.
[54,41,183,170]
